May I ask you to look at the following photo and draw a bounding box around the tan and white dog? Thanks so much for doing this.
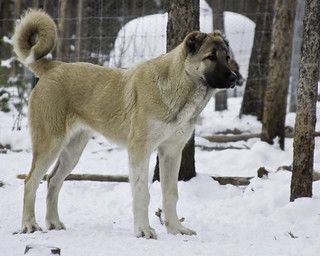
[14,9,239,239]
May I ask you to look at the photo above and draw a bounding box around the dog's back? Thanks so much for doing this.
[14,10,134,144]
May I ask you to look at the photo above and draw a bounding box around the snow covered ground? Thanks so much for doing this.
[1,97,320,256]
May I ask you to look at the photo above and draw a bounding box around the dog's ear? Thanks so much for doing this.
[212,30,229,48]
[185,31,207,54]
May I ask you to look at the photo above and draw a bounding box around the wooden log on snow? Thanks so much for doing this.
[211,176,253,186]
[203,133,260,143]
[17,174,129,183]
[203,131,320,143]
[17,173,253,186]
[195,144,250,151]
[19,167,320,186]
[277,165,320,181]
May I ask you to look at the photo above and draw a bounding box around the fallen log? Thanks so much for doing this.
[195,144,250,151]
[203,133,260,143]
[17,173,252,186]
[18,166,320,186]
[203,131,320,143]
[17,174,129,183]
[211,176,253,186]
[277,165,320,181]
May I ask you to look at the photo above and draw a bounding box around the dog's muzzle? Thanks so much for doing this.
[228,72,238,88]
[228,71,244,88]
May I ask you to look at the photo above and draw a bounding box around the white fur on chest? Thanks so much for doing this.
[149,86,213,147]
[174,86,213,125]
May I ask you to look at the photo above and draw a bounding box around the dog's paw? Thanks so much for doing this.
[20,221,42,234]
[46,219,66,230]
[166,224,197,236]
[135,226,157,239]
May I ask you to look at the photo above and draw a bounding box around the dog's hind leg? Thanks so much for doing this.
[22,138,64,233]
[46,130,90,230]
[158,135,197,236]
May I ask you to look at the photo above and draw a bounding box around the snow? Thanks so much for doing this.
[0,57,14,68]
[2,36,12,45]
[1,96,320,256]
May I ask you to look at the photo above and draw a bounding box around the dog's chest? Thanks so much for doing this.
[171,86,213,125]
[153,87,213,141]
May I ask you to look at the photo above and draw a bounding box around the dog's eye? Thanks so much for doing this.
[226,55,231,61]
[206,51,217,61]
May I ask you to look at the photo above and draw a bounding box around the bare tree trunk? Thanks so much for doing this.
[289,0,305,113]
[153,0,199,182]
[165,0,199,51]
[261,0,296,150]
[240,0,274,120]
[290,0,320,201]
[75,0,100,63]
[38,0,59,18]
[0,0,14,59]
[0,0,14,86]
[56,0,74,61]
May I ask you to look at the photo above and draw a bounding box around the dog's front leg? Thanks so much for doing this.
[128,145,156,239]
[158,143,197,236]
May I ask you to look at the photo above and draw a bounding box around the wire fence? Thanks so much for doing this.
[0,0,303,132]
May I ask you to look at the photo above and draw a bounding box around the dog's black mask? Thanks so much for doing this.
[203,51,238,89]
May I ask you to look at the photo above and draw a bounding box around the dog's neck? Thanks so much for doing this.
[156,46,214,125]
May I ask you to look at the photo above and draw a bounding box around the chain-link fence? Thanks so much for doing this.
[0,0,303,132]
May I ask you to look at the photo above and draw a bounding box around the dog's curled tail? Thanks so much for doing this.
[13,9,57,76]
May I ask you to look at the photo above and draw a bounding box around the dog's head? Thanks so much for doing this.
[183,31,242,89]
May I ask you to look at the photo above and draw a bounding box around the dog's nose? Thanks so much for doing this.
[227,72,237,88]
[228,73,237,84]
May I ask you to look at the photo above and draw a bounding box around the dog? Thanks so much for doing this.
[14,9,240,239]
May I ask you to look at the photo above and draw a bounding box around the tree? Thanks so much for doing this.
[260,0,296,150]
[289,0,306,113]
[290,0,320,201]
[76,0,100,63]
[0,0,14,86]
[240,0,274,120]
[0,0,14,60]
[153,0,199,182]
[56,0,78,62]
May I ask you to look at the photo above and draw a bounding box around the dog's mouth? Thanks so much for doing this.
[225,71,244,88]
[201,70,243,89]
[234,71,244,87]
